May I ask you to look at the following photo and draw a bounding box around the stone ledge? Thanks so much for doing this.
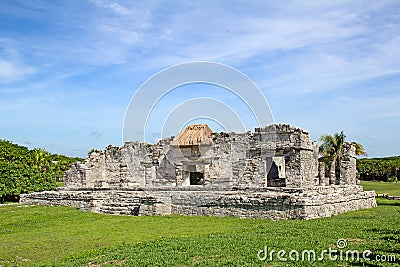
[20,187,377,220]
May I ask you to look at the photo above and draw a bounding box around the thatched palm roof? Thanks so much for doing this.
[171,124,214,146]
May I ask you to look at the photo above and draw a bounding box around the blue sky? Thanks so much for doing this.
[0,0,399,158]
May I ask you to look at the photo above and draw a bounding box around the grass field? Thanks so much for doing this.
[360,180,400,196]
[0,185,399,266]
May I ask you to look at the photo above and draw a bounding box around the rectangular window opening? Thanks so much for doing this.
[190,172,204,185]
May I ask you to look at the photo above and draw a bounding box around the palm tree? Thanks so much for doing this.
[352,142,367,157]
[33,148,51,170]
[319,131,346,184]
[319,131,367,184]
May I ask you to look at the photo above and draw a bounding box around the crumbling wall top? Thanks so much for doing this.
[255,124,309,134]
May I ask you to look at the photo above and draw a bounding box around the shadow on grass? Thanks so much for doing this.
[368,228,400,241]
[364,228,400,266]
[376,198,400,207]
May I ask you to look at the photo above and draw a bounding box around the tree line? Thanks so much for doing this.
[357,156,400,182]
[0,139,82,203]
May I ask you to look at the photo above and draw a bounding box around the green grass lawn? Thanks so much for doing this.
[1,199,399,267]
[0,205,255,266]
[360,180,400,196]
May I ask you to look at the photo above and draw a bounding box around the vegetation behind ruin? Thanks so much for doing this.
[0,139,82,203]
[357,156,400,182]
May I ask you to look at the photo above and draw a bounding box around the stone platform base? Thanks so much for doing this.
[19,185,376,220]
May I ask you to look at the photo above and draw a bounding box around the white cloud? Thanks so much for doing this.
[0,58,35,83]
[1,0,399,157]
[90,131,103,139]
[90,0,132,15]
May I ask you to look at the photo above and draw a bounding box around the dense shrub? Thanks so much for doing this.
[0,139,82,202]
[357,156,400,182]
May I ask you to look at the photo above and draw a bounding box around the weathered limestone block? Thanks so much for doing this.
[318,161,327,185]
[19,185,376,220]
[65,162,89,188]
[340,142,357,185]
[285,152,302,188]
[299,149,318,188]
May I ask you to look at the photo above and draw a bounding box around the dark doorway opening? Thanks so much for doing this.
[190,172,204,185]
[267,162,279,179]
[267,161,286,187]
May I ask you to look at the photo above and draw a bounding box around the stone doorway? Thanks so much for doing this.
[266,157,286,187]
[190,172,204,185]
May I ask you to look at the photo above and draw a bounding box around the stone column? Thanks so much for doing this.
[318,161,326,185]
[329,161,336,185]
[175,163,183,186]
[340,142,357,185]
[144,162,156,187]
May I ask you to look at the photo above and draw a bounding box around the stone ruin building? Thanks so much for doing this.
[20,124,376,220]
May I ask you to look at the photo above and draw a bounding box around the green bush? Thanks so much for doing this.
[0,139,83,203]
[357,156,400,182]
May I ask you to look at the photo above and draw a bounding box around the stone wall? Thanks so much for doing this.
[64,124,325,189]
[64,124,359,192]
[20,185,376,220]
